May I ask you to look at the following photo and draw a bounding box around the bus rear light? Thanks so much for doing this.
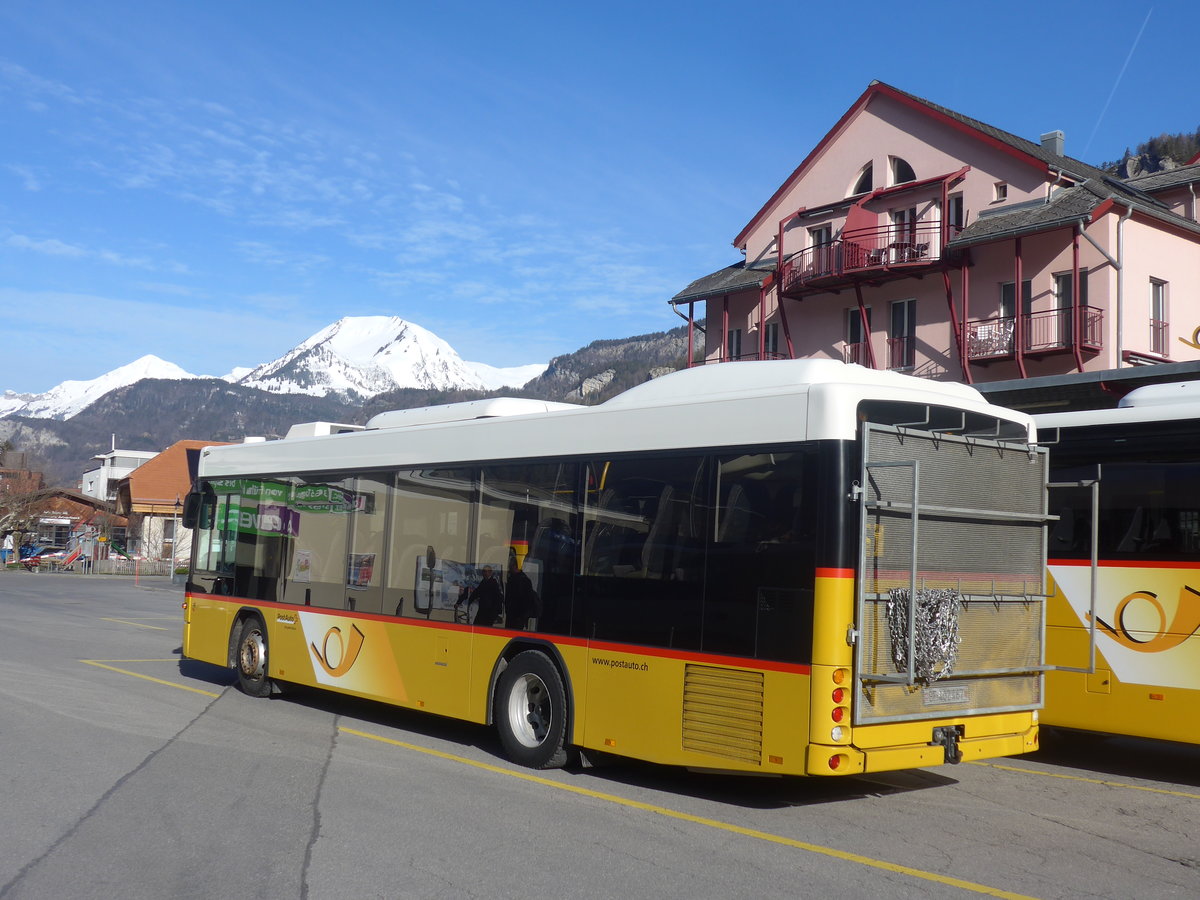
[831,687,845,704]
[828,754,846,770]
[832,668,847,685]
[831,706,847,723]
[831,725,846,742]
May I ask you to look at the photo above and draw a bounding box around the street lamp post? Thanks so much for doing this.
[172,496,180,573]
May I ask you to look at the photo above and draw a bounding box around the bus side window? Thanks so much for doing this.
[705,450,815,663]
[479,463,578,634]
[388,468,476,623]
[579,457,707,649]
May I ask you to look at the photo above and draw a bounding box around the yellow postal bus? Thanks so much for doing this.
[182,360,1048,774]
[1038,382,1200,745]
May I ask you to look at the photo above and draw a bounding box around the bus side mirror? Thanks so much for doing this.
[182,491,212,530]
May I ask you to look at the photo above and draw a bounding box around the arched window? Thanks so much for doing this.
[850,163,873,196]
[890,157,916,185]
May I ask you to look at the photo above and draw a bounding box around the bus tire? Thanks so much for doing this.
[235,617,272,698]
[495,651,569,769]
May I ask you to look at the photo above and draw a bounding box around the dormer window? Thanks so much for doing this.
[850,162,873,196]
[890,157,916,185]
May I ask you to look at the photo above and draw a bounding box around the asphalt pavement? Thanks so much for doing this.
[1,571,1197,899]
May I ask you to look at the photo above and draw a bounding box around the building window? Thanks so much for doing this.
[809,225,834,276]
[948,193,965,233]
[890,207,918,261]
[1151,279,1168,355]
[1053,269,1089,347]
[726,328,743,362]
[851,162,873,196]
[845,307,872,365]
[889,299,916,369]
[1000,280,1032,320]
[764,322,781,358]
[994,182,1008,202]
[890,156,916,185]
[891,207,917,236]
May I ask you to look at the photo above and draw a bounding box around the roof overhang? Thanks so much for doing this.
[733,82,1049,249]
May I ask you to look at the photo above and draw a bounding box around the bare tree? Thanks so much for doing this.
[0,486,60,553]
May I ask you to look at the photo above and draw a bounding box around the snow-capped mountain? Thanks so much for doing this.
[237,316,490,397]
[466,361,546,391]
[1,316,547,421]
[2,355,196,421]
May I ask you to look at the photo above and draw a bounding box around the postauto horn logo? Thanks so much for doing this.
[1093,585,1200,653]
[310,623,366,676]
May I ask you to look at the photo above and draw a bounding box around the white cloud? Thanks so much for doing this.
[4,232,186,272]
[6,234,86,257]
[5,164,42,191]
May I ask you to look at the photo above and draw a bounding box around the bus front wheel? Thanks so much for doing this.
[496,651,568,769]
[235,617,272,698]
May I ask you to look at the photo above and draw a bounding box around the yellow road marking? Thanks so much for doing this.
[81,660,221,697]
[342,727,1038,900]
[101,617,172,631]
[972,761,1200,800]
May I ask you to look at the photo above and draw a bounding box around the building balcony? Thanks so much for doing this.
[781,221,953,296]
[842,342,871,366]
[706,350,790,364]
[966,307,1103,361]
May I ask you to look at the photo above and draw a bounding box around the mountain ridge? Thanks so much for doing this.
[1,315,544,421]
[0,322,697,487]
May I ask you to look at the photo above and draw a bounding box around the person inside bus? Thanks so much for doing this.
[504,551,539,630]
[471,565,504,627]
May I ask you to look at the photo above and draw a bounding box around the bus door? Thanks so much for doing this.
[852,423,1050,748]
[1045,468,1101,676]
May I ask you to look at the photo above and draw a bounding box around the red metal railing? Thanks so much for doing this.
[843,342,871,366]
[706,351,790,364]
[782,221,947,293]
[887,336,914,370]
[965,307,1103,360]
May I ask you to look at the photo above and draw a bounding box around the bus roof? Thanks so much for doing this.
[1035,380,1200,431]
[199,360,1034,478]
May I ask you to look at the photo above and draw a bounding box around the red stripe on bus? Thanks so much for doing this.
[815,567,854,578]
[1048,558,1200,570]
[185,593,808,672]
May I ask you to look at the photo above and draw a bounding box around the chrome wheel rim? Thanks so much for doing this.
[506,673,550,748]
[239,629,266,679]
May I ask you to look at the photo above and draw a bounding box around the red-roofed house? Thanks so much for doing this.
[116,440,234,561]
[671,82,1200,409]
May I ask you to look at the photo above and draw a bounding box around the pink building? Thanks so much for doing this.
[672,82,1200,402]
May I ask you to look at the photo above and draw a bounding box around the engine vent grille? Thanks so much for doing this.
[682,664,764,764]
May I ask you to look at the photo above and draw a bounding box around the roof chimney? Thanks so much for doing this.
[1041,130,1065,157]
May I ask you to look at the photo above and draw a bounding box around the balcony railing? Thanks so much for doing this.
[887,335,915,370]
[782,221,949,294]
[843,341,871,366]
[966,307,1103,360]
[706,350,790,364]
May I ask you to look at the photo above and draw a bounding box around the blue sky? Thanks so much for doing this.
[1,0,1196,394]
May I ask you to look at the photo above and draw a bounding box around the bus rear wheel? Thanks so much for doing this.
[496,651,568,769]
[235,617,272,698]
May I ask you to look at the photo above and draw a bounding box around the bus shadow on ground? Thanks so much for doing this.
[219,681,957,809]
[1033,727,1200,789]
[579,760,957,809]
[177,657,237,688]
